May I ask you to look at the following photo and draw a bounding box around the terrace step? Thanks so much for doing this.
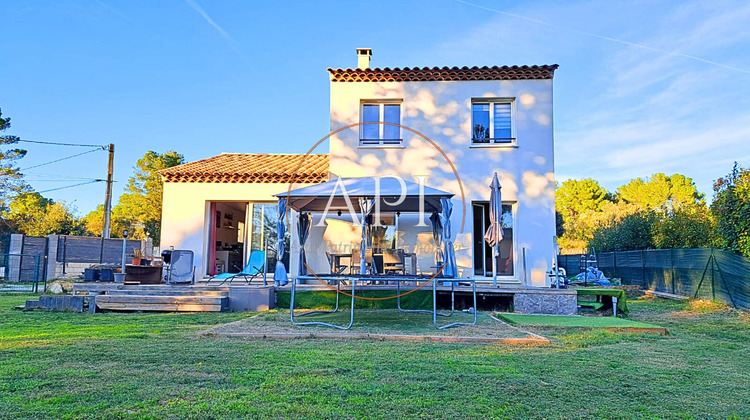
[73,283,231,294]
[94,301,225,312]
[94,294,228,312]
[106,289,228,297]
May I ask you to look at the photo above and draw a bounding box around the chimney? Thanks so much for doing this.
[356,48,372,70]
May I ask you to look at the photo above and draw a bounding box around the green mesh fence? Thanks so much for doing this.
[558,248,750,310]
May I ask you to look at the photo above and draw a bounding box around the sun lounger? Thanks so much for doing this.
[212,250,266,285]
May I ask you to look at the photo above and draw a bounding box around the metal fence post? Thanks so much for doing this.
[62,236,67,275]
[612,251,617,281]
[670,248,676,295]
[33,254,41,293]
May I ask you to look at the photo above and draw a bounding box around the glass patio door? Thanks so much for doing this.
[250,203,289,273]
[472,202,514,277]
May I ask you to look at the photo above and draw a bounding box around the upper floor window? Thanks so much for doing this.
[471,99,515,144]
[360,100,402,146]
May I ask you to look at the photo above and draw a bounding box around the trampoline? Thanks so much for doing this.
[289,275,478,330]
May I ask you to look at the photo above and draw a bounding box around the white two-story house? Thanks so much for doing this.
[160,49,558,287]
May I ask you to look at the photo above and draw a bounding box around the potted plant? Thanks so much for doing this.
[132,248,142,265]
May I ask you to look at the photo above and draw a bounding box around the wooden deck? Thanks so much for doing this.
[73,281,576,313]
[74,283,231,312]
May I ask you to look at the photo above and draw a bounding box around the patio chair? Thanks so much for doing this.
[350,247,374,275]
[326,251,350,276]
[165,249,196,285]
[212,250,266,285]
[383,249,406,275]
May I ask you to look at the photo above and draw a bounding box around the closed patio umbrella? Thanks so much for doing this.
[484,173,503,287]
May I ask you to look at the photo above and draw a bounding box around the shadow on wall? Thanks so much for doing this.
[329,81,555,203]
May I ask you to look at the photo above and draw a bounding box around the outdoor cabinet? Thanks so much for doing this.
[124,265,163,284]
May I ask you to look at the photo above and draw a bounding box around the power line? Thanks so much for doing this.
[23,175,102,182]
[22,171,103,180]
[37,179,105,194]
[17,139,107,148]
[25,179,109,182]
[20,148,102,171]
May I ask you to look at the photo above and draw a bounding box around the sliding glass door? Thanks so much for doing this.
[472,202,514,277]
[250,203,289,273]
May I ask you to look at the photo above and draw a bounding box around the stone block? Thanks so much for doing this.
[27,295,85,312]
[513,291,577,315]
[228,286,276,311]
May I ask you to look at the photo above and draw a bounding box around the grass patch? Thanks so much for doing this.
[497,313,663,329]
[0,293,748,418]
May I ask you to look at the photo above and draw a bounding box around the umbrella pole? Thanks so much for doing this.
[492,244,498,287]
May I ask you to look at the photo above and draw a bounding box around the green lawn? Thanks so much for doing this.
[1,294,749,419]
[497,313,662,329]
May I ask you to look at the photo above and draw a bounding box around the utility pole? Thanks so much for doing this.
[102,143,114,238]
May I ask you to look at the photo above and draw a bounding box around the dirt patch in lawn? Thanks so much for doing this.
[199,310,549,345]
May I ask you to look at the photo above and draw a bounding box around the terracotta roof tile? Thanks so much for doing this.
[327,65,558,82]
[161,153,329,184]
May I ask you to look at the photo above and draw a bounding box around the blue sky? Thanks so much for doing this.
[1,0,749,214]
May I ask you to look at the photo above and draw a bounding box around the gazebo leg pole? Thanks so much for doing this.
[289,277,298,324]
[449,281,455,317]
[396,280,404,311]
[348,279,356,329]
[433,278,438,327]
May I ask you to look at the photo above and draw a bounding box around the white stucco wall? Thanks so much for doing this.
[160,182,316,277]
[328,78,556,286]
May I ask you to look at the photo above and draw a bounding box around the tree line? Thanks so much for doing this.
[0,108,183,245]
[556,167,750,258]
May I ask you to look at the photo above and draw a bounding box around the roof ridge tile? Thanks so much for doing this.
[327,64,557,82]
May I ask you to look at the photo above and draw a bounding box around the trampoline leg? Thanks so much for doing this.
[397,279,452,316]
[294,279,341,317]
[434,280,477,330]
[290,277,354,330]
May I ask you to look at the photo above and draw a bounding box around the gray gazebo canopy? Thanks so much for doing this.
[272,177,457,285]
[276,176,453,213]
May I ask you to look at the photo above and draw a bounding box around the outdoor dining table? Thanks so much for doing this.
[328,252,418,275]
